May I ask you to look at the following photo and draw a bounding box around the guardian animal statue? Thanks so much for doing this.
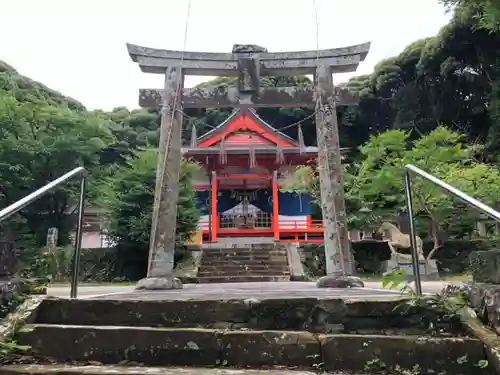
[377,222,424,260]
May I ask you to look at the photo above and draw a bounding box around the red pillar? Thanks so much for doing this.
[211,171,218,242]
[272,170,279,241]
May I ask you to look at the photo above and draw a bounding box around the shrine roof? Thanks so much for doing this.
[195,108,299,148]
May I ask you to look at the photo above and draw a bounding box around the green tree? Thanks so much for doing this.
[0,93,115,246]
[441,0,500,32]
[348,127,500,251]
[285,127,500,254]
[99,150,200,280]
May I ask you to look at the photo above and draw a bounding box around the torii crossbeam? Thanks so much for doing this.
[127,42,371,290]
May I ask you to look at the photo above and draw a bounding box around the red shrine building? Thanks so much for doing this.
[183,108,324,244]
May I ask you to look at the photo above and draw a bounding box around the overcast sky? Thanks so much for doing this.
[1,0,451,110]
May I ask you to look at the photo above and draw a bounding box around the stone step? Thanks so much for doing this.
[0,365,321,375]
[198,266,290,276]
[200,261,288,270]
[197,269,290,277]
[200,259,288,267]
[201,254,287,260]
[35,297,352,328]
[197,275,290,283]
[203,247,286,253]
[201,250,287,257]
[32,298,466,332]
[14,325,485,373]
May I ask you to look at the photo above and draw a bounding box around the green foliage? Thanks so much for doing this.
[441,0,500,31]
[2,1,500,283]
[17,245,74,282]
[0,62,85,110]
[348,128,500,240]
[99,150,200,280]
[0,90,115,247]
[286,128,500,245]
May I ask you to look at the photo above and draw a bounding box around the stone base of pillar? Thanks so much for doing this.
[135,276,183,290]
[316,275,365,288]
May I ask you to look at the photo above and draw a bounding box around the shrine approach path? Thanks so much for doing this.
[44,281,452,300]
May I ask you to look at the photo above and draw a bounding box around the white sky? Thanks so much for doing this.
[0,0,451,110]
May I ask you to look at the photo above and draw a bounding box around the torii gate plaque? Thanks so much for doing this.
[127,42,371,290]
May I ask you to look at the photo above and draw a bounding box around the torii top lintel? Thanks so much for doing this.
[126,42,371,76]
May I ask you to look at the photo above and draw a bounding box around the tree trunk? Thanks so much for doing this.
[427,218,441,260]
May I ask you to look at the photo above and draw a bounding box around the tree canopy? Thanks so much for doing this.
[97,150,200,280]
[2,3,500,279]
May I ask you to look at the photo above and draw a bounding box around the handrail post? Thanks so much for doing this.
[70,174,86,299]
[403,169,423,296]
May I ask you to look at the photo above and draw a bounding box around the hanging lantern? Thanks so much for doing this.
[275,133,285,165]
[249,134,257,168]
[298,124,305,154]
[190,123,197,148]
[219,136,227,164]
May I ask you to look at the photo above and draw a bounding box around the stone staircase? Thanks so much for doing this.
[197,243,290,283]
[2,296,491,374]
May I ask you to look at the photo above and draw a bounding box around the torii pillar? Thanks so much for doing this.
[127,41,370,289]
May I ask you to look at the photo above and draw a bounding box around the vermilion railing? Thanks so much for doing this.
[198,217,324,231]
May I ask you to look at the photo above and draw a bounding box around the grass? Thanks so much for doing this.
[441,273,472,281]
[359,272,472,282]
[49,281,136,287]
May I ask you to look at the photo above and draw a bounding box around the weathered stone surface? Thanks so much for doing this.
[17,325,221,366]
[197,275,290,283]
[455,303,500,375]
[470,250,500,283]
[135,277,182,290]
[232,44,268,54]
[0,296,43,342]
[1,279,46,321]
[284,244,306,280]
[315,64,353,276]
[197,245,290,283]
[383,256,440,281]
[220,331,320,367]
[139,87,359,109]
[468,282,500,334]
[316,275,364,288]
[34,297,439,334]
[35,298,251,327]
[173,251,201,280]
[126,42,371,76]
[0,241,16,277]
[302,299,347,333]
[236,56,260,94]
[346,299,412,317]
[16,324,486,372]
[247,298,318,330]
[145,66,183,281]
[0,365,319,375]
[320,334,485,373]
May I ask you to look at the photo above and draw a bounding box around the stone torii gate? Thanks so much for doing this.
[127,42,371,290]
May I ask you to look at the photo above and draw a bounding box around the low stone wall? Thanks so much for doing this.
[301,239,500,276]
[0,241,16,278]
[0,279,46,320]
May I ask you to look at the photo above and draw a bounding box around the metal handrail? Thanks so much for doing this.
[0,167,87,299]
[404,164,500,296]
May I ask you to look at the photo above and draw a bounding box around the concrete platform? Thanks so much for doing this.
[62,282,404,301]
